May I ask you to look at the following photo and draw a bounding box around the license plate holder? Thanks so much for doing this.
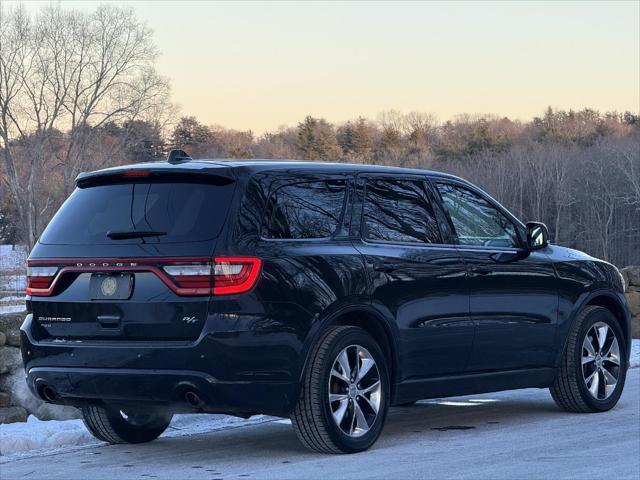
[90,273,133,300]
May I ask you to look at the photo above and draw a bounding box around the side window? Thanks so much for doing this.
[436,183,519,248]
[363,179,441,244]
[261,180,346,239]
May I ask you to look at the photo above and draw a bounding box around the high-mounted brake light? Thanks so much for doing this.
[122,169,150,178]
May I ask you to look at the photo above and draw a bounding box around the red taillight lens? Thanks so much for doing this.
[26,266,58,295]
[213,257,262,295]
[162,258,261,295]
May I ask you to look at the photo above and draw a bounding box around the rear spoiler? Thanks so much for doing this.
[75,167,235,188]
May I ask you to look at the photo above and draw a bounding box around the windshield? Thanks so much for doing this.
[40,180,235,245]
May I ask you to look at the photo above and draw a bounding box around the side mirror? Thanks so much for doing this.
[526,222,549,250]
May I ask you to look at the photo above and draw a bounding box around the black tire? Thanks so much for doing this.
[550,305,627,413]
[291,326,390,454]
[81,404,172,444]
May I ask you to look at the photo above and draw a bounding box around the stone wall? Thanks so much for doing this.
[0,311,79,423]
[622,266,640,338]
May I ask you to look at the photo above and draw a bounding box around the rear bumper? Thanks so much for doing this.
[25,366,294,416]
[20,313,301,417]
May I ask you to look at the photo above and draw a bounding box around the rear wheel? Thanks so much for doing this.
[291,326,390,453]
[81,405,172,444]
[550,306,627,413]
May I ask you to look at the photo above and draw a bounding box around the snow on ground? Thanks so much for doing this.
[0,245,27,269]
[2,340,638,463]
[631,339,640,368]
[0,244,27,295]
[0,276,25,294]
[0,244,27,311]
[0,413,275,461]
[0,304,25,314]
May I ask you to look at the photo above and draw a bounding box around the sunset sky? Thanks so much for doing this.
[9,0,640,134]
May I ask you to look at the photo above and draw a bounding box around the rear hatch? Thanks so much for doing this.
[28,169,236,341]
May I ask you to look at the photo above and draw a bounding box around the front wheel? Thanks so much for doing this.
[291,326,390,454]
[82,405,172,444]
[550,306,627,413]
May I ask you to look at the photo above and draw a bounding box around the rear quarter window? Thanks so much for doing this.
[261,180,346,239]
[40,180,235,245]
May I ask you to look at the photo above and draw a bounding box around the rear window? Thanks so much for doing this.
[261,180,346,239]
[40,181,235,245]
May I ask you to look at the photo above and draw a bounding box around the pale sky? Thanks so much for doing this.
[8,0,640,134]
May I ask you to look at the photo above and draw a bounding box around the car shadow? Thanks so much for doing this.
[133,390,569,460]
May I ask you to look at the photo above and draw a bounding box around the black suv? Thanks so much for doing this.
[21,156,631,453]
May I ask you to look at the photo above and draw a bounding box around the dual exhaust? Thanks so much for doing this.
[35,379,205,408]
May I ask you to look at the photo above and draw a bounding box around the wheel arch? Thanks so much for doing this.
[296,304,400,404]
[585,293,630,345]
[557,289,632,367]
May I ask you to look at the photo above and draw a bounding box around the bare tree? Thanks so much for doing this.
[0,4,171,246]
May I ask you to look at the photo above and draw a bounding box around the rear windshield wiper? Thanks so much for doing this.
[106,230,167,240]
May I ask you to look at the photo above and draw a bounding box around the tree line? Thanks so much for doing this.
[1,4,639,268]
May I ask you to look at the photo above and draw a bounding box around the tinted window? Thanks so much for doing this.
[436,183,519,248]
[261,180,346,239]
[363,179,441,244]
[40,181,234,245]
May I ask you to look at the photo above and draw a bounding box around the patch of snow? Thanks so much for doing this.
[630,339,639,369]
[0,244,27,295]
[0,244,27,268]
[0,275,25,292]
[0,304,24,314]
[0,413,276,462]
[0,295,25,303]
[0,416,97,458]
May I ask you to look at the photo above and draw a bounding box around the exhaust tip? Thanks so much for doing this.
[184,390,202,407]
[38,384,58,402]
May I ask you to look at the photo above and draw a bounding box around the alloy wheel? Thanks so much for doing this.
[328,344,382,438]
[582,322,621,400]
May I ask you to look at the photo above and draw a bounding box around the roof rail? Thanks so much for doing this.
[167,149,192,164]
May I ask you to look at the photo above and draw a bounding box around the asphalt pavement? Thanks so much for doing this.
[2,370,639,480]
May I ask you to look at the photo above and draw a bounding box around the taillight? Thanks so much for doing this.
[162,263,212,294]
[25,257,262,297]
[161,257,262,295]
[26,266,58,295]
[213,257,262,295]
